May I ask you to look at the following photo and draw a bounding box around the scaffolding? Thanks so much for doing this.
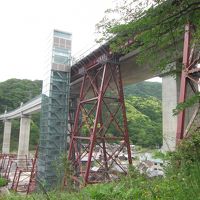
[37,30,71,189]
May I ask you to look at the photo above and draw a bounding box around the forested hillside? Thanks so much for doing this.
[126,96,162,147]
[0,79,42,151]
[0,79,162,151]
[124,82,162,100]
[0,79,42,113]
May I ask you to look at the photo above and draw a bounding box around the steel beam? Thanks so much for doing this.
[68,53,132,186]
[176,23,200,143]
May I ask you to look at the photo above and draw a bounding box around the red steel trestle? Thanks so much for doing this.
[68,55,132,185]
[176,23,200,143]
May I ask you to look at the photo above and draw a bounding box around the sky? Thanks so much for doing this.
[0,0,161,83]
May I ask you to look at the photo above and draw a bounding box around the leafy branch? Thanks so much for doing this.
[96,0,200,71]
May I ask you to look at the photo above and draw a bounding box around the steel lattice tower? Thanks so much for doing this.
[68,48,132,186]
[177,23,200,143]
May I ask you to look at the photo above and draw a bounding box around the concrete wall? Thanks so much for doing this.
[17,116,31,167]
[2,120,12,154]
[162,75,179,151]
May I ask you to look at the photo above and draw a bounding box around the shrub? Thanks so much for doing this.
[0,177,8,187]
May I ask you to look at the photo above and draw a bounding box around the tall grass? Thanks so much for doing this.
[4,131,200,200]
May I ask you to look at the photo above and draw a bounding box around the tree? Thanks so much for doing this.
[124,81,162,100]
[125,96,162,148]
[0,79,42,151]
[0,79,42,113]
[0,78,162,150]
[96,0,200,71]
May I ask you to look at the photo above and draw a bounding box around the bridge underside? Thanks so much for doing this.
[1,23,200,191]
[68,55,132,186]
[120,50,155,85]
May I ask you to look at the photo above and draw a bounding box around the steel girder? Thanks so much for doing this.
[68,55,132,186]
[176,23,200,143]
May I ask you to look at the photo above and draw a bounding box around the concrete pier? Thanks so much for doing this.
[17,115,31,167]
[2,120,12,154]
[162,75,179,151]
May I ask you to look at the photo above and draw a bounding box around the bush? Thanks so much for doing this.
[169,130,200,171]
[4,131,200,200]
[0,177,8,187]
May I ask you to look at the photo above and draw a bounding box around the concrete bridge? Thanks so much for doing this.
[1,28,193,189]
[0,46,179,159]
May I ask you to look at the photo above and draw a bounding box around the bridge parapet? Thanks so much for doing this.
[0,95,42,120]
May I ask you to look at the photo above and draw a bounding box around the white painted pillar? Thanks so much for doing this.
[17,115,31,167]
[2,120,12,154]
[162,75,178,151]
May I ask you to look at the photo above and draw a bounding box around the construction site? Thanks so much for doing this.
[0,0,200,197]
[0,22,200,195]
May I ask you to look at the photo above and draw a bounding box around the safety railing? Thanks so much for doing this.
[0,149,38,194]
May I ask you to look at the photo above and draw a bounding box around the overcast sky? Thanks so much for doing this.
[0,0,161,82]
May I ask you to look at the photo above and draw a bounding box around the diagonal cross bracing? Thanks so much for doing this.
[68,53,132,186]
[176,23,200,143]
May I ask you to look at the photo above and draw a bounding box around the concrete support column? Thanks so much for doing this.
[162,75,179,151]
[2,120,12,154]
[17,115,31,167]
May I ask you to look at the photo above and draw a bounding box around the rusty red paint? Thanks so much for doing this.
[176,23,200,143]
[68,54,132,186]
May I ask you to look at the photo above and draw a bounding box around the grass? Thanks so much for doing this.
[0,177,8,187]
[3,131,200,200]
[4,164,200,200]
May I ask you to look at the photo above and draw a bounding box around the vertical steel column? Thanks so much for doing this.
[84,64,107,183]
[176,23,200,143]
[176,24,191,143]
[117,65,132,164]
[27,146,38,194]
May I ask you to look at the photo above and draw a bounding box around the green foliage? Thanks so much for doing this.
[97,0,200,115]
[4,131,200,199]
[0,78,42,113]
[169,129,200,172]
[152,150,172,160]
[0,79,42,151]
[53,153,75,192]
[0,79,162,150]
[0,177,8,187]
[105,91,162,148]
[29,113,40,150]
[173,92,200,115]
[124,81,162,100]
[96,0,200,71]
[125,96,162,147]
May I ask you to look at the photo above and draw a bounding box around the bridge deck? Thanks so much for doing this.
[0,45,157,120]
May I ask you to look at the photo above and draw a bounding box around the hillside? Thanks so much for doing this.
[124,81,162,100]
[0,79,162,150]
[0,78,42,113]
[0,79,42,151]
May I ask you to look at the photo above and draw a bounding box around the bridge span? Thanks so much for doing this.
[0,43,178,156]
[0,95,42,120]
[0,31,187,189]
[0,48,156,121]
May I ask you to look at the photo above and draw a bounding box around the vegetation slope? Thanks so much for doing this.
[0,79,162,150]
[0,79,42,151]
[4,129,200,200]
